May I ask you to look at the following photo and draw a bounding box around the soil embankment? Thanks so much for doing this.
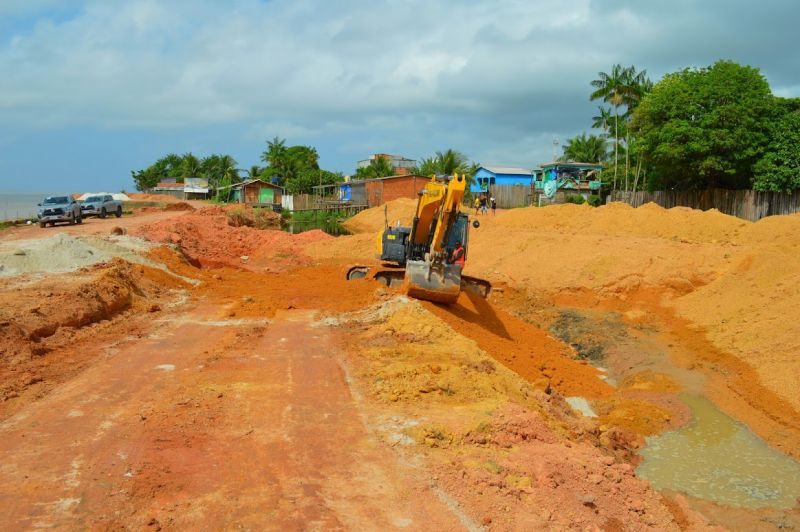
[309,200,800,461]
[2,199,799,529]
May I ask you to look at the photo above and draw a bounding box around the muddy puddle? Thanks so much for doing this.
[637,394,800,509]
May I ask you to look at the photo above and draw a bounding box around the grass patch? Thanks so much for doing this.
[290,210,349,224]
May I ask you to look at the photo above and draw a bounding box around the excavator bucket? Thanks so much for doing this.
[403,260,462,304]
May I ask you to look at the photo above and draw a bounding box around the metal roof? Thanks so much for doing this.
[218,179,284,191]
[480,165,532,175]
[540,161,604,169]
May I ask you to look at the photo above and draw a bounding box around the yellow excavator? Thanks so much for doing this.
[346,173,491,304]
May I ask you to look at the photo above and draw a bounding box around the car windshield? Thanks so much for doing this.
[43,196,69,205]
[85,196,103,202]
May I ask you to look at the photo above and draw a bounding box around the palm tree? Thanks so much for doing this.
[415,156,439,176]
[560,133,608,163]
[180,152,202,181]
[218,154,239,184]
[356,156,394,178]
[261,136,287,176]
[591,65,635,190]
[435,149,469,175]
[246,165,262,179]
[591,65,651,191]
[591,106,613,138]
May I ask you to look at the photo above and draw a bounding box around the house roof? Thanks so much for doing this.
[480,165,532,175]
[218,179,284,191]
[345,174,429,185]
[540,161,604,169]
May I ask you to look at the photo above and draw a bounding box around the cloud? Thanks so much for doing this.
[0,0,798,173]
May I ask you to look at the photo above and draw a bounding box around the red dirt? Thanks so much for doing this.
[133,207,328,271]
[162,201,195,211]
[423,291,614,400]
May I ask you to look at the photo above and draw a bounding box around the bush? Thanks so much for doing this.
[587,195,602,207]
[564,194,586,205]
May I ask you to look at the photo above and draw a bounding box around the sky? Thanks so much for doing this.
[0,0,798,193]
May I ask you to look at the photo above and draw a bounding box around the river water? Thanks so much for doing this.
[637,394,800,508]
[0,193,52,221]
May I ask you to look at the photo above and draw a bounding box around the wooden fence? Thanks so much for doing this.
[609,189,800,222]
[487,185,531,209]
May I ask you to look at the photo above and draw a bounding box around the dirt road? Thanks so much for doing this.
[0,206,195,242]
[0,303,467,529]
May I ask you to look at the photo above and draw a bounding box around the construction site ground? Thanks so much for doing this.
[1,201,799,530]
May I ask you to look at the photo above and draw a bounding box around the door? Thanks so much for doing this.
[259,188,274,204]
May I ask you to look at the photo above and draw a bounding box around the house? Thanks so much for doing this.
[357,154,417,176]
[472,165,533,193]
[338,174,430,208]
[151,177,211,200]
[220,179,283,209]
[533,161,604,203]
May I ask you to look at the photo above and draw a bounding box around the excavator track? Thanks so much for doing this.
[347,265,491,302]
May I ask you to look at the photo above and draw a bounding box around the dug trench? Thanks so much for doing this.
[2,202,800,529]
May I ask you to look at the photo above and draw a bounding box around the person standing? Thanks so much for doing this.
[491,196,496,215]
[479,195,487,215]
[473,196,480,215]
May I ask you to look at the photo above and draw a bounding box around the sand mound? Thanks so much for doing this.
[163,202,195,212]
[133,208,330,271]
[344,198,417,234]
[308,201,800,413]
[0,233,161,277]
[127,193,183,203]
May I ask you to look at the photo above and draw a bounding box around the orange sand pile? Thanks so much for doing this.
[343,198,417,234]
[309,201,800,413]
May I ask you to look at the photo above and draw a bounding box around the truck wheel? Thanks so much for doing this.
[39,221,46,228]
[100,208,107,219]
[115,206,122,218]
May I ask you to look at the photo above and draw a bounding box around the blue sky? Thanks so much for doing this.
[1,0,798,193]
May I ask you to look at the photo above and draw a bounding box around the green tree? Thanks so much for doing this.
[131,153,183,190]
[355,156,395,179]
[560,133,608,163]
[752,109,800,192]
[246,165,262,179]
[415,156,439,177]
[412,149,478,191]
[632,60,775,190]
[180,152,201,180]
[259,137,321,190]
[592,106,613,138]
[260,136,288,177]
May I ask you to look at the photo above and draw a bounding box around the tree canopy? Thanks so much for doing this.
[752,108,800,192]
[131,152,240,191]
[560,133,608,163]
[355,156,395,179]
[632,60,775,190]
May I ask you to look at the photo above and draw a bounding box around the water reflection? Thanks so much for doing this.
[281,221,351,236]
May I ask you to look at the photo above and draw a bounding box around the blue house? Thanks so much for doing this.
[472,165,533,193]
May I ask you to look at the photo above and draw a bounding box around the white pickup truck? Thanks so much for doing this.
[80,194,123,219]
[37,196,82,227]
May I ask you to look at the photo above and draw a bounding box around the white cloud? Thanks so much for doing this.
[0,0,797,169]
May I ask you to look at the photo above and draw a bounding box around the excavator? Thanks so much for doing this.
[346,173,491,304]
